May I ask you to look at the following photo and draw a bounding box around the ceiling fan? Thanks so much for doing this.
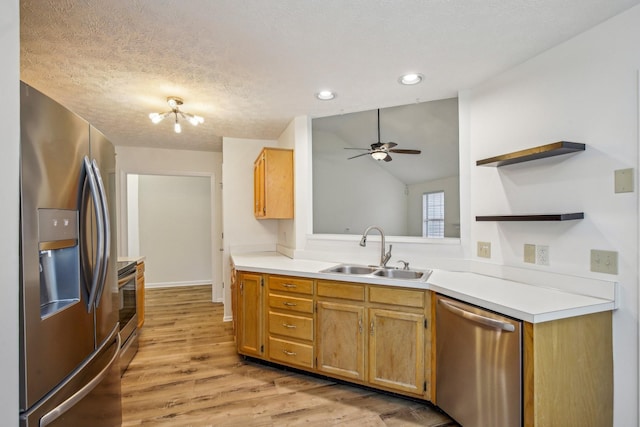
[345,109,422,162]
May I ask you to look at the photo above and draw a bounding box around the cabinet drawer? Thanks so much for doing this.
[369,286,425,308]
[269,311,313,341]
[317,281,365,301]
[268,293,314,314]
[268,276,313,295]
[268,337,313,369]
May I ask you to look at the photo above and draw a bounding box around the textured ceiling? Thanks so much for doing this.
[20,0,640,152]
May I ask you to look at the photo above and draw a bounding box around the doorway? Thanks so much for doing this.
[123,172,222,303]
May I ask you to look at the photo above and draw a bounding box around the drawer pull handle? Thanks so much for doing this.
[283,302,297,307]
[282,283,297,288]
[282,323,297,329]
[282,349,297,356]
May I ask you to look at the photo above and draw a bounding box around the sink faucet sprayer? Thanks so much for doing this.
[360,225,392,267]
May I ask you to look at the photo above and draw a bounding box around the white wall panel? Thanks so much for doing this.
[138,175,212,286]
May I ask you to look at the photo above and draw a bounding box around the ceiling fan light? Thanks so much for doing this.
[399,73,423,85]
[149,112,164,124]
[371,151,387,161]
[149,96,202,132]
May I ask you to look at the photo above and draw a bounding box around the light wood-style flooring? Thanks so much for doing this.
[121,286,456,426]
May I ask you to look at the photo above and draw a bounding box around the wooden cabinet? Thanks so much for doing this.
[368,287,428,397]
[266,275,314,369]
[237,272,264,357]
[234,272,432,400]
[368,309,425,395]
[316,280,430,398]
[523,311,612,427]
[316,281,366,381]
[136,261,145,328]
[233,269,611,423]
[254,148,294,219]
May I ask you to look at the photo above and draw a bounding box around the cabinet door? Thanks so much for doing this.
[253,154,265,217]
[316,301,365,381]
[237,272,263,357]
[368,308,425,395]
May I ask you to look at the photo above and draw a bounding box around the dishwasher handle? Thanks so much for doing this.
[438,299,516,332]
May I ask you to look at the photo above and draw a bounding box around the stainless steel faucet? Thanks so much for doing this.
[360,225,392,267]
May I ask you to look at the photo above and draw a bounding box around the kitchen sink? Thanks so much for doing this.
[321,264,430,281]
[373,269,427,280]
[322,264,379,275]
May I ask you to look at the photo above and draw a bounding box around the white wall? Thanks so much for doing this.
[126,174,139,255]
[0,1,19,424]
[464,6,640,425]
[137,175,212,286]
[222,137,280,318]
[115,146,223,300]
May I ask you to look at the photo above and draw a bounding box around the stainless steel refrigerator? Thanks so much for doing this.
[19,82,122,426]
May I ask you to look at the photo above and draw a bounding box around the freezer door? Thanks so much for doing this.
[19,83,94,410]
[89,126,119,346]
[20,325,122,427]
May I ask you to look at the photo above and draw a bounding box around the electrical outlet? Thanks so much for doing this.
[524,244,536,264]
[477,241,491,259]
[536,245,550,266]
[590,250,618,274]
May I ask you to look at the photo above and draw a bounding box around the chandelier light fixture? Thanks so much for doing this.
[149,96,204,133]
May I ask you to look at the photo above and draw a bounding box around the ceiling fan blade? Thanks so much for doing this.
[347,152,371,160]
[389,149,421,154]
[370,142,383,150]
[381,142,398,149]
[383,154,392,162]
[344,147,370,151]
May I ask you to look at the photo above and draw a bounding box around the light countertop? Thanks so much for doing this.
[232,252,616,323]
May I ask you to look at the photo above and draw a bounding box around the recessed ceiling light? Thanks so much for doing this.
[316,90,336,100]
[399,73,424,85]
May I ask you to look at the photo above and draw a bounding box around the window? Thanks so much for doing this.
[423,191,444,238]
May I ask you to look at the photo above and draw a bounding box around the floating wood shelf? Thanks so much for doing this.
[476,141,585,167]
[476,213,584,222]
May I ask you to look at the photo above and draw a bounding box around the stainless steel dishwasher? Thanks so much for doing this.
[435,295,522,427]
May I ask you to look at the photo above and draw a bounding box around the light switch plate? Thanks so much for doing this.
[614,168,634,193]
[590,249,618,274]
[477,241,491,259]
[524,244,536,264]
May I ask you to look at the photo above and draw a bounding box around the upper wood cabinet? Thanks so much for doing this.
[254,148,294,219]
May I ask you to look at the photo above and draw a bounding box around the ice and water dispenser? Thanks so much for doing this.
[38,209,81,319]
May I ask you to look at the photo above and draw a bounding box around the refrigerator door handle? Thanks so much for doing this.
[39,327,121,427]
[438,299,516,332]
[83,156,105,313]
[91,159,110,306]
